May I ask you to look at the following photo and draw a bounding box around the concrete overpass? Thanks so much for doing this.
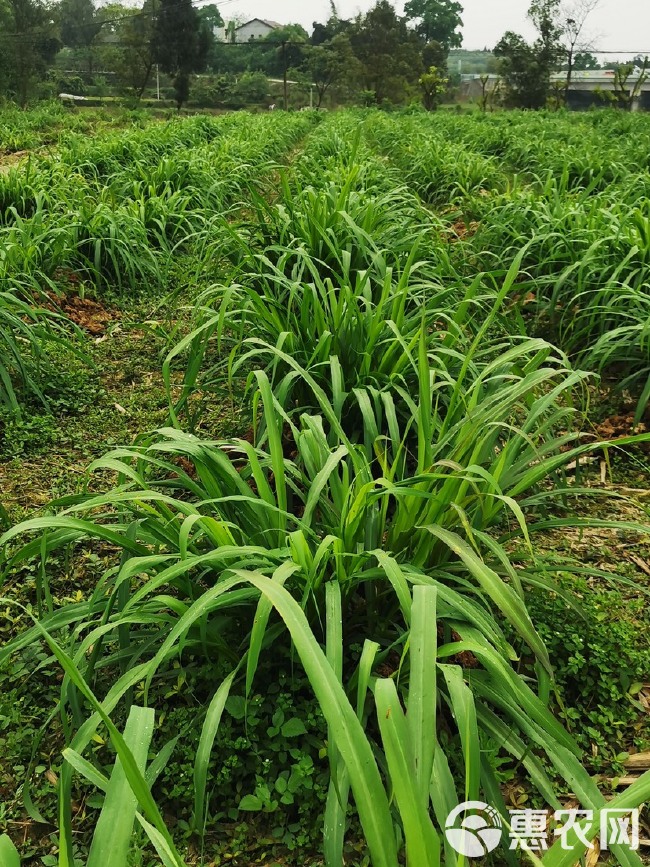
[550,70,650,110]
[459,70,650,110]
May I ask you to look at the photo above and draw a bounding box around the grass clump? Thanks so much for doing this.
[1,109,650,867]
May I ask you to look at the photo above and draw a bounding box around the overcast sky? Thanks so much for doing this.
[217,0,650,56]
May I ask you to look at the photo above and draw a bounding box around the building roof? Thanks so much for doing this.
[235,18,282,30]
[550,70,647,82]
[461,71,649,87]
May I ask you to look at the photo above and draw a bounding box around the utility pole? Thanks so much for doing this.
[282,40,288,110]
[156,63,160,99]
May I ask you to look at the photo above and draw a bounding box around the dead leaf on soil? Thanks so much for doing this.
[628,554,650,578]
[564,456,599,471]
[625,750,650,771]
[45,288,114,335]
[595,414,647,440]
[449,219,480,241]
[585,839,600,867]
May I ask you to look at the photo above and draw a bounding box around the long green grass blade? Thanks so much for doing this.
[87,707,155,867]
[375,678,440,867]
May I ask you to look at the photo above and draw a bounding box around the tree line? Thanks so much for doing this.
[0,0,646,110]
[0,0,464,108]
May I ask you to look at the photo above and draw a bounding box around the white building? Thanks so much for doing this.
[214,18,282,43]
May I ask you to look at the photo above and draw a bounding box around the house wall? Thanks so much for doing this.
[235,21,274,42]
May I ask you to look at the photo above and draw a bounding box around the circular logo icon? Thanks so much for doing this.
[445,801,503,858]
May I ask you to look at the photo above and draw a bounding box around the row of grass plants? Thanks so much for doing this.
[0,108,649,865]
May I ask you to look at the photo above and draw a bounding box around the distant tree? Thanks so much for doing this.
[208,42,250,75]
[58,0,103,75]
[197,3,223,35]
[561,0,600,97]
[195,3,219,71]
[612,56,649,109]
[350,0,422,104]
[306,33,358,107]
[631,55,649,70]
[419,64,448,109]
[495,0,564,108]
[403,0,462,50]
[225,70,268,106]
[111,0,156,99]
[422,39,447,70]
[494,33,539,107]
[529,0,565,63]
[203,15,249,74]
[476,72,501,110]
[311,3,351,45]
[153,0,209,109]
[59,0,101,48]
[196,16,215,72]
[573,50,599,69]
[95,0,132,40]
[0,0,60,104]
[261,24,309,110]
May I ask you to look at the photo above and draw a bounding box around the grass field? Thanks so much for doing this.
[0,106,649,866]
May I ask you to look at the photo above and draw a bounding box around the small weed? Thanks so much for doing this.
[528,578,650,771]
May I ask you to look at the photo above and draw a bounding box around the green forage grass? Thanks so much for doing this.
[2,108,650,866]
